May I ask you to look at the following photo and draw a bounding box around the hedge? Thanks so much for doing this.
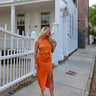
[1,49,17,64]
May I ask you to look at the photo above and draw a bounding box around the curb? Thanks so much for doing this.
[84,56,96,96]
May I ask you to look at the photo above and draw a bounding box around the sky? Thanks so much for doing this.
[89,0,96,6]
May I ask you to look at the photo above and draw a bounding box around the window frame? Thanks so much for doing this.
[41,12,50,29]
[17,14,25,35]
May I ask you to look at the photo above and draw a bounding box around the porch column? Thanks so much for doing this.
[55,0,60,24]
[11,6,15,33]
[58,2,67,60]
[11,6,15,49]
[52,22,59,65]
[58,9,64,61]
[54,0,60,64]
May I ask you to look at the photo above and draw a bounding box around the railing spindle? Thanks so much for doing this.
[13,49,15,81]
[21,36,24,76]
[24,56,25,75]
[16,37,19,79]
[19,57,20,78]
[26,57,27,74]
[6,49,9,84]
[28,58,29,73]
[3,33,6,85]
[21,57,23,76]
[10,50,12,82]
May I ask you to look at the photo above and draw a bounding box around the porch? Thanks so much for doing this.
[0,0,55,36]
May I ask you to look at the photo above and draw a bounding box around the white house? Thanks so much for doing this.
[0,0,78,92]
[0,0,78,63]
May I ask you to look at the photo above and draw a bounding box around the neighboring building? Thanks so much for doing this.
[0,0,78,63]
[78,0,89,48]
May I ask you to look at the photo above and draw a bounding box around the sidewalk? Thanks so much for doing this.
[12,46,96,96]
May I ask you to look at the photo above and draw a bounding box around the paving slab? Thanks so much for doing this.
[12,80,84,96]
[53,83,84,96]
[53,65,90,90]
[63,60,93,71]
[68,55,93,63]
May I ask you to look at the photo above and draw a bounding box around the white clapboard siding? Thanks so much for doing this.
[66,0,78,55]
[62,16,69,56]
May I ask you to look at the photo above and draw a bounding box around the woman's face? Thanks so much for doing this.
[45,29,50,37]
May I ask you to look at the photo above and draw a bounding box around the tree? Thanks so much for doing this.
[89,5,96,27]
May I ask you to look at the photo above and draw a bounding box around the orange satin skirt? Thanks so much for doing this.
[36,53,53,91]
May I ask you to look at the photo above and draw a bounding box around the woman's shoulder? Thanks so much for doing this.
[35,38,41,44]
[51,38,56,43]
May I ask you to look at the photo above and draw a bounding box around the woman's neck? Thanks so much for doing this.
[43,36,48,39]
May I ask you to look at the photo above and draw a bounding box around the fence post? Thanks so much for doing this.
[17,29,19,35]
[31,31,37,52]
[22,31,24,36]
[89,35,94,45]
[3,32,7,85]
[22,31,24,52]
[5,24,7,30]
[31,31,37,76]
[27,32,29,51]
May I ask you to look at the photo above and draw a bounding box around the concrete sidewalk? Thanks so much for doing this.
[12,46,96,96]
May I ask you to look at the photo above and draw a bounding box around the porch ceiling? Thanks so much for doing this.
[0,1,55,13]
[15,1,55,12]
[0,6,10,13]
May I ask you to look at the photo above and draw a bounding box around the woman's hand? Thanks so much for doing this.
[51,39,57,53]
[34,38,39,70]
[34,63,38,70]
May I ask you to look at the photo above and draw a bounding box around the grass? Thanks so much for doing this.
[88,56,96,96]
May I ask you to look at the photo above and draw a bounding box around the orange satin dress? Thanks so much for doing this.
[36,38,53,91]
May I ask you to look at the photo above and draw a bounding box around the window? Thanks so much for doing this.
[41,12,50,29]
[73,0,75,4]
[73,0,77,7]
[17,14,25,35]
[69,14,74,37]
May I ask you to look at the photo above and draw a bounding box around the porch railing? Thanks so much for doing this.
[0,26,37,92]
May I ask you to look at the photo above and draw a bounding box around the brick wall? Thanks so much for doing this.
[78,0,89,48]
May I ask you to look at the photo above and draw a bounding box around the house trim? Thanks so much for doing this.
[0,0,53,7]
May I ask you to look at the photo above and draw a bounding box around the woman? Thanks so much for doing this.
[34,26,57,96]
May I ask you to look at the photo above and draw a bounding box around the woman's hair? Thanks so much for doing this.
[38,26,52,41]
[37,26,53,49]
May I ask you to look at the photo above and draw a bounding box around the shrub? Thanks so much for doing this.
[89,30,96,36]
[1,49,17,64]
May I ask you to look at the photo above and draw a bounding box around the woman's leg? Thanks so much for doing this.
[41,89,44,96]
[48,69,54,96]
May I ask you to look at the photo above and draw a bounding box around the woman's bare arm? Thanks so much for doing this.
[51,39,57,53]
[34,39,39,70]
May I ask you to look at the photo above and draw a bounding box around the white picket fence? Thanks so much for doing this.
[0,26,37,92]
[89,35,94,45]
